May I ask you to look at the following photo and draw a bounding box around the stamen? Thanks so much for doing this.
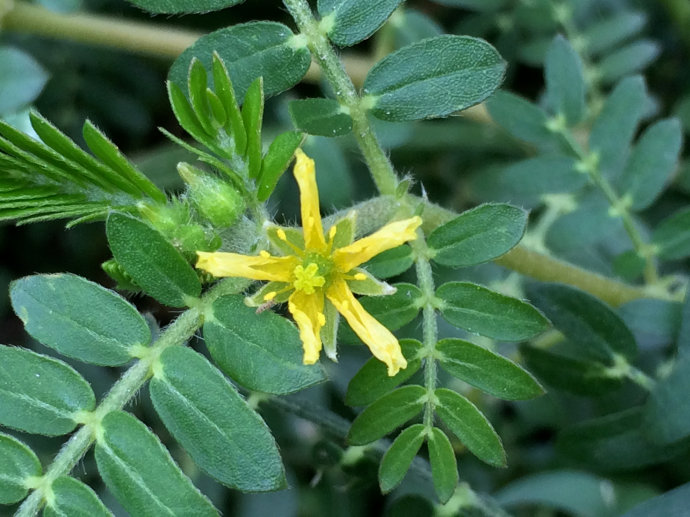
[354,273,367,281]
[329,225,337,240]
[293,263,326,294]
[263,291,277,301]
[318,313,326,326]
[277,228,287,241]
[259,250,270,258]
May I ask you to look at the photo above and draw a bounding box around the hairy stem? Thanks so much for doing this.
[410,232,439,428]
[282,0,399,196]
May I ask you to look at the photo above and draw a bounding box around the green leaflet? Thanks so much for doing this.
[257,130,303,201]
[427,427,459,504]
[10,273,150,365]
[378,424,426,494]
[582,10,646,56]
[598,40,660,85]
[203,295,325,394]
[363,35,506,121]
[617,118,682,211]
[95,411,218,517]
[0,345,95,436]
[288,98,353,137]
[652,207,690,260]
[559,408,684,470]
[318,0,404,47]
[644,294,690,445]
[44,476,114,517]
[150,347,286,491]
[624,482,690,517]
[486,90,560,149]
[169,22,311,100]
[589,75,648,178]
[544,35,586,125]
[125,0,243,14]
[242,77,264,180]
[0,46,48,116]
[106,212,201,308]
[434,388,506,467]
[347,385,426,445]
[520,344,626,397]
[487,155,587,207]
[436,282,549,341]
[346,339,423,407]
[436,338,543,400]
[427,203,527,267]
[0,433,41,504]
[526,283,637,363]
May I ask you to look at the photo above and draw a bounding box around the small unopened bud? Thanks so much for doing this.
[178,162,245,228]
[138,199,190,234]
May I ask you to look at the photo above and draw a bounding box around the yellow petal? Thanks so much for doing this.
[288,289,325,365]
[326,279,407,376]
[294,149,326,250]
[333,216,422,272]
[196,251,297,282]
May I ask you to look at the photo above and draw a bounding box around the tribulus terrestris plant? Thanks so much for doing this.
[0,0,689,515]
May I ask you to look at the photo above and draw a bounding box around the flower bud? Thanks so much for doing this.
[138,198,190,235]
[178,162,245,228]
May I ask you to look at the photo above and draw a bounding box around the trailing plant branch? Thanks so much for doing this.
[15,278,246,517]
[282,0,399,196]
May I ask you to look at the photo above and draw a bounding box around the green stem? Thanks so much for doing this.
[555,125,660,284]
[2,1,200,58]
[282,0,399,196]
[15,278,245,517]
[411,232,439,429]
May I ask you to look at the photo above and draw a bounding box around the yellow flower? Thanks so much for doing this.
[196,149,422,376]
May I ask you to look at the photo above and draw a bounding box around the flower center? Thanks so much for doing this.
[293,263,326,294]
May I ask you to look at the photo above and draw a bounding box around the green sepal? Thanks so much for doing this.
[321,298,339,361]
[212,52,247,154]
[242,77,264,179]
[266,223,305,255]
[346,339,423,407]
[379,424,426,494]
[245,281,292,307]
[257,130,303,201]
[0,433,42,504]
[427,427,459,504]
[346,268,396,296]
[329,210,357,249]
[434,387,506,467]
[347,385,427,445]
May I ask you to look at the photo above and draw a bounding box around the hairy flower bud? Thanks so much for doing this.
[178,162,245,228]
